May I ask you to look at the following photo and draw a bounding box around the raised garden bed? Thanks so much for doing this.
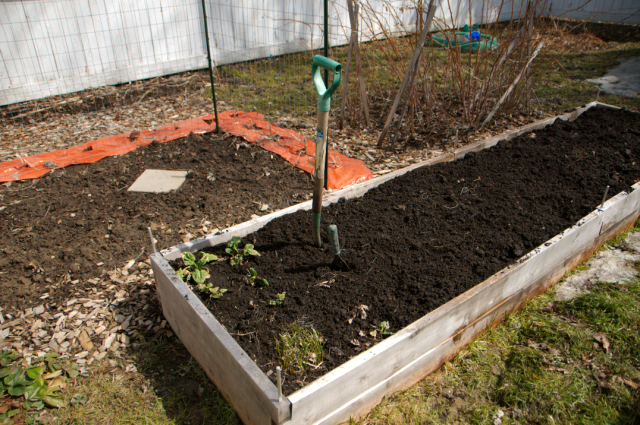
[150,102,640,425]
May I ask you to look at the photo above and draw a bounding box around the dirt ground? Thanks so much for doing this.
[0,131,312,311]
[170,107,640,393]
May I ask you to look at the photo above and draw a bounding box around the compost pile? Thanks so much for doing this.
[172,107,640,394]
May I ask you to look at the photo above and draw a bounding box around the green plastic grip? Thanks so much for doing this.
[312,55,342,112]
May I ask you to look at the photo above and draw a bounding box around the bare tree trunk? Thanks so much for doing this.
[339,37,355,130]
[346,0,370,127]
[377,0,437,148]
[482,41,544,127]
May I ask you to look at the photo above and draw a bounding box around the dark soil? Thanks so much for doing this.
[171,107,640,394]
[0,132,312,310]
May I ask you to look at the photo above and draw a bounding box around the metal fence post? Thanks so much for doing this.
[323,0,330,189]
[201,0,220,132]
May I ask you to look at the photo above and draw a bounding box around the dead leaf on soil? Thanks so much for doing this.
[357,305,368,319]
[594,370,610,387]
[527,340,550,352]
[315,279,334,288]
[548,366,570,375]
[593,332,610,354]
[347,304,368,324]
[548,347,562,356]
[622,377,640,390]
[78,329,94,351]
[570,322,589,329]
[349,339,361,346]
[0,399,21,414]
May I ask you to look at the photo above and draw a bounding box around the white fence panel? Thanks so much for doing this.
[548,0,640,24]
[1,0,637,106]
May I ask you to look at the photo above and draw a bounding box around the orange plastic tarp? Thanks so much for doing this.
[0,110,373,190]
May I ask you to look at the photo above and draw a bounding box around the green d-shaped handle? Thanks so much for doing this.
[312,55,342,112]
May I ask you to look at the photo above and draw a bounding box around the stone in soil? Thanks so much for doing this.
[555,231,640,301]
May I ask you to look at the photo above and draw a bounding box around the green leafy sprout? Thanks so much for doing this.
[378,321,393,335]
[269,292,286,306]
[247,268,269,287]
[276,321,324,375]
[176,251,218,285]
[0,350,80,422]
[225,236,260,266]
[196,283,227,299]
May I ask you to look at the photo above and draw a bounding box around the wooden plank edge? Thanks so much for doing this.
[160,102,606,261]
[151,254,291,424]
[307,207,640,425]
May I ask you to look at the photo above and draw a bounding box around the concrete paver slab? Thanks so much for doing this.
[588,57,640,98]
[128,169,188,193]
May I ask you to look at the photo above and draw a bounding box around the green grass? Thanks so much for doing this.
[535,46,640,115]
[277,321,324,375]
[360,281,640,424]
[209,20,640,126]
[54,338,241,425]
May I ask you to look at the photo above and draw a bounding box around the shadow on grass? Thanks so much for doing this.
[55,334,241,425]
[136,336,242,425]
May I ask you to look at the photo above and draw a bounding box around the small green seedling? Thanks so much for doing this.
[370,321,393,338]
[226,236,260,266]
[196,282,227,298]
[247,268,269,287]
[378,321,393,335]
[177,251,218,285]
[270,292,286,306]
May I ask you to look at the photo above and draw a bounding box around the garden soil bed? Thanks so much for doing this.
[0,131,312,311]
[169,107,640,395]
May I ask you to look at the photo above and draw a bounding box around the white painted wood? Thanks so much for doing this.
[547,0,640,24]
[1,0,534,105]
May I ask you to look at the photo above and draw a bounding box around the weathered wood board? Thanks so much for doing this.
[151,257,291,425]
[151,102,640,424]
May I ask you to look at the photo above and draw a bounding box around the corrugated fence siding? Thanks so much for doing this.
[1,0,638,106]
